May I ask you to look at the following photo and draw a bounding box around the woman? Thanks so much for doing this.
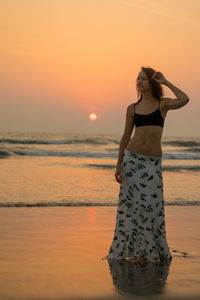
[104,66,189,263]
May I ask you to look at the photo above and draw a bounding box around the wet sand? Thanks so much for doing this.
[0,206,200,300]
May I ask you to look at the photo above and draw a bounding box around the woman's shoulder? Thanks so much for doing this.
[126,102,137,117]
[127,101,137,108]
[127,101,137,111]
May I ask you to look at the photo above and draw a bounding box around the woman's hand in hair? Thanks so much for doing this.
[152,71,168,85]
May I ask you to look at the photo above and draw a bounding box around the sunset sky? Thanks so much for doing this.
[1,0,200,137]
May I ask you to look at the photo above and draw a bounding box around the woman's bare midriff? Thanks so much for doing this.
[126,126,163,158]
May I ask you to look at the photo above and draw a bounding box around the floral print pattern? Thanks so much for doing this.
[104,149,172,262]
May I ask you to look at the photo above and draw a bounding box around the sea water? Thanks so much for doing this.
[0,132,200,207]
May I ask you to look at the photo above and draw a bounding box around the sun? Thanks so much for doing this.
[89,113,97,121]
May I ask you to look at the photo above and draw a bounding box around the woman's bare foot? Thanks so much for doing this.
[125,256,150,263]
[138,256,149,263]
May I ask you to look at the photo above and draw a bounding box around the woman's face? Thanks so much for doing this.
[136,70,150,92]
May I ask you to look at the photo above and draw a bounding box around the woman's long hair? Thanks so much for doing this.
[136,66,164,104]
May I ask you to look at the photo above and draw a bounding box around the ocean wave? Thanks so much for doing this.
[164,153,200,160]
[162,140,200,147]
[85,163,116,169]
[1,136,199,149]
[185,147,200,152]
[0,200,200,207]
[0,150,11,157]
[0,137,119,145]
[163,165,200,171]
[11,150,117,158]
[84,163,200,171]
[165,201,200,206]
[0,148,200,160]
[0,201,116,207]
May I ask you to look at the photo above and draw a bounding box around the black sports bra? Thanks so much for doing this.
[134,102,164,128]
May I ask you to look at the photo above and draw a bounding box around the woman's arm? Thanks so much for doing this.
[117,134,131,167]
[162,80,190,110]
[115,104,134,183]
[152,71,190,110]
[117,105,134,166]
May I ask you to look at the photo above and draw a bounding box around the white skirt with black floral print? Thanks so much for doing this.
[103,149,172,262]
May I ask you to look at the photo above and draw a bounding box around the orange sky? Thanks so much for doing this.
[0,0,200,136]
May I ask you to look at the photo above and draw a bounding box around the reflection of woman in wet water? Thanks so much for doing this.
[107,258,170,296]
[104,66,189,263]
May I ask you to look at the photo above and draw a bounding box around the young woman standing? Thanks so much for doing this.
[103,66,189,263]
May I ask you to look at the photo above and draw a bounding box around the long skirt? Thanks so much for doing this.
[103,149,172,262]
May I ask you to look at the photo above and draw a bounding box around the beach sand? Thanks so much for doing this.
[0,206,200,300]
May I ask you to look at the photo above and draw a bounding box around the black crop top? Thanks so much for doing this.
[134,102,164,128]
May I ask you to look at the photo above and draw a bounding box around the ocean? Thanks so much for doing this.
[0,132,200,207]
